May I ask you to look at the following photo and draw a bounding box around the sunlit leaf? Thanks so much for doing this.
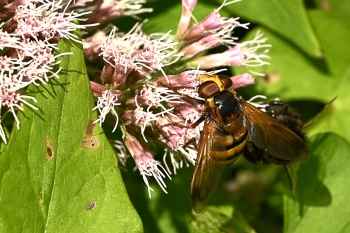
[0,37,142,232]
[224,0,321,57]
[284,133,350,233]
[309,10,350,76]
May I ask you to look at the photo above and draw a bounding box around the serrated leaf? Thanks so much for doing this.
[283,133,350,233]
[0,37,142,232]
[224,0,321,57]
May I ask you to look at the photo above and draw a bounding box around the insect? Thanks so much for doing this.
[242,99,306,165]
[190,74,309,213]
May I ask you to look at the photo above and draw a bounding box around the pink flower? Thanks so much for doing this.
[181,11,223,44]
[179,0,248,48]
[232,73,255,89]
[0,0,272,197]
[92,89,124,132]
[180,35,222,59]
[0,73,38,142]
[190,46,246,68]
[83,31,108,60]
[187,31,270,75]
[85,0,152,31]
[0,0,95,143]
[124,133,171,197]
[177,0,198,37]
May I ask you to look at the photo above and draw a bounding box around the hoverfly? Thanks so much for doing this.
[190,74,309,213]
[242,99,306,165]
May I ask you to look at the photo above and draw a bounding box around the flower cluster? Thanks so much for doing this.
[1,0,270,197]
[0,0,150,143]
[0,0,96,142]
[86,0,270,196]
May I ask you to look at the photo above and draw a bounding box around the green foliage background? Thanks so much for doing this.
[1,0,350,232]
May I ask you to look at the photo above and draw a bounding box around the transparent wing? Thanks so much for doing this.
[190,120,226,213]
[240,100,309,162]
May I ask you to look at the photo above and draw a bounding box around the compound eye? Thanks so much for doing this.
[218,75,233,89]
[198,81,220,98]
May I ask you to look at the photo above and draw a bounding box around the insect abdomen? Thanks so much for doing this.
[212,126,248,165]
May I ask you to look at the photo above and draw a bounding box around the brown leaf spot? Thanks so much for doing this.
[82,136,99,148]
[85,201,96,211]
[45,139,54,159]
[86,120,95,136]
[263,71,280,84]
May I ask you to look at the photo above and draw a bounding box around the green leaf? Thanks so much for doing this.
[283,133,350,233]
[309,10,350,76]
[143,0,181,34]
[191,205,256,233]
[224,0,321,57]
[234,9,350,140]
[313,0,350,14]
[124,165,194,233]
[304,11,350,141]
[0,37,142,232]
[233,26,333,101]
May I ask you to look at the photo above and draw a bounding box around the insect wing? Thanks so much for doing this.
[191,120,226,213]
[240,100,309,162]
